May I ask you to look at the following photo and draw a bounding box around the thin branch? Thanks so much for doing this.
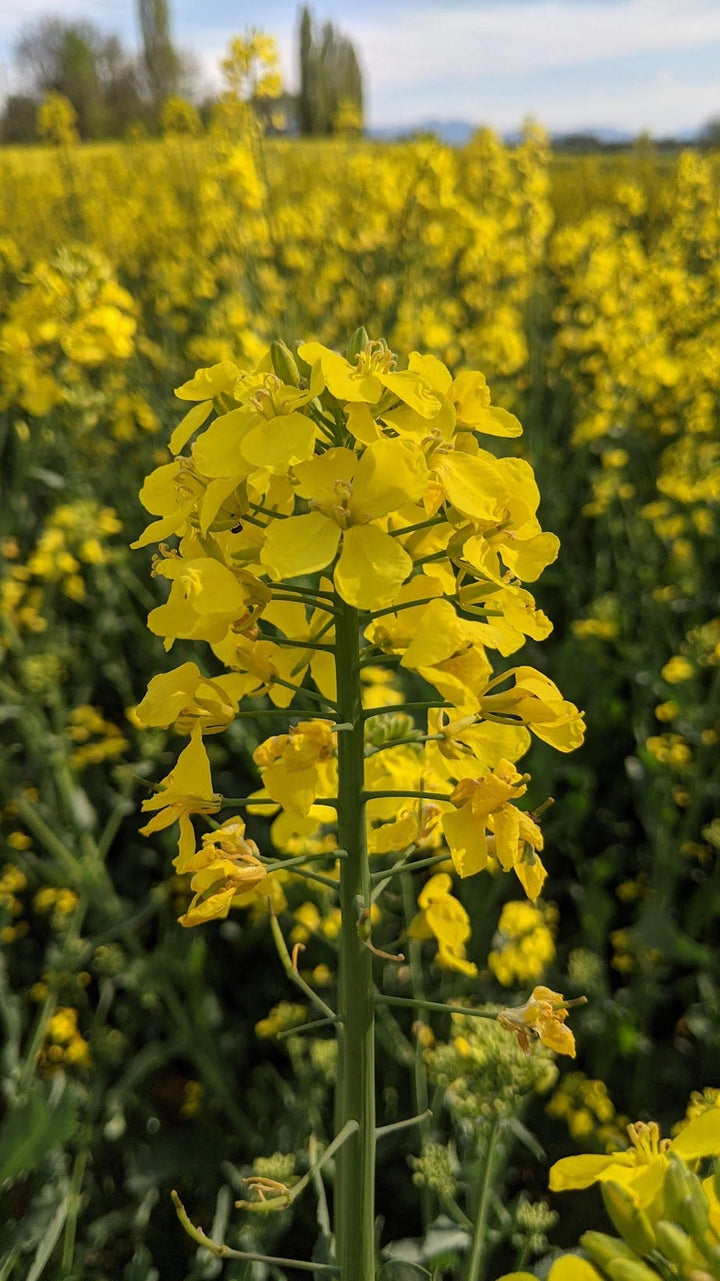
[374,994,499,1021]
[269,911,337,1020]
[364,733,444,758]
[171,1190,339,1273]
[265,635,335,653]
[376,1109,433,1140]
[362,700,452,721]
[277,1014,341,1040]
[370,851,452,886]
[363,789,452,804]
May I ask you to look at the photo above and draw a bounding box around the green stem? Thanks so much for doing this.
[277,1014,341,1040]
[364,734,444,758]
[61,1147,87,1275]
[367,595,448,620]
[171,1190,339,1272]
[401,873,432,1229]
[374,994,498,1021]
[464,1121,503,1281]
[269,911,337,1020]
[267,635,335,653]
[270,674,338,710]
[376,1109,432,1140]
[334,595,376,1281]
[363,789,452,804]
[370,851,451,884]
[389,516,448,538]
[363,701,452,720]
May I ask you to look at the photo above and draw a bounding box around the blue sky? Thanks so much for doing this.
[1,0,719,134]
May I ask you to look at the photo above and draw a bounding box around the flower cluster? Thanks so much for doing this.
[134,336,584,930]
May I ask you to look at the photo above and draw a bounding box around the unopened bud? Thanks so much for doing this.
[346,327,369,363]
[678,1192,710,1242]
[270,340,300,387]
[701,1243,720,1274]
[606,1261,662,1281]
[654,1220,693,1267]
[664,1156,696,1219]
[580,1230,638,1270]
[713,1157,720,1203]
[601,1181,655,1256]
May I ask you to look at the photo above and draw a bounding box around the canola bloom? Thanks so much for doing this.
[134,335,584,922]
[133,331,585,1280]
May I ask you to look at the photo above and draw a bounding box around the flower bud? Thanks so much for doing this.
[713,1157,720,1204]
[580,1231,639,1270]
[664,1155,697,1220]
[346,327,369,363]
[678,1191,710,1242]
[605,1261,662,1281]
[270,339,300,387]
[654,1220,694,1268]
[601,1181,655,1256]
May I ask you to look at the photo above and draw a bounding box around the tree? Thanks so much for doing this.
[296,6,364,135]
[138,0,179,109]
[15,18,105,137]
[12,17,146,139]
[0,95,38,144]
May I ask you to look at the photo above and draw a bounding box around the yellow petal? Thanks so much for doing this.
[293,447,356,505]
[549,1260,603,1281]
[671,1108,720,1161]
[471,406,523,437]
[241,412,316,473]
[334,525,412,610]
[192,407,256,478]
[169,400,212,454]
[351,438,428,519]
[549,1153,633,1192]
[434,451,504,522]
[175,361,239,401]
[442,805,488,877]
[261,512,340,580]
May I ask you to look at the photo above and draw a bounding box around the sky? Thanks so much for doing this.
[1,0,719,136]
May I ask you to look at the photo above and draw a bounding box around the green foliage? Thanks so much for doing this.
[297,5,364,134]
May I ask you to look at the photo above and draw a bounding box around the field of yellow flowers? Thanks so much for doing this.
[0,118,719,1279]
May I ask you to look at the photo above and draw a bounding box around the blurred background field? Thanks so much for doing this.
[0,7,719,1280]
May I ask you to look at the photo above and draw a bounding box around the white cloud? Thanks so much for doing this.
[339,0,720,127]
[347,0,720,85]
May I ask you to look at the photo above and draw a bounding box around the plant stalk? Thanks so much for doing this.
[334,595,376,1280]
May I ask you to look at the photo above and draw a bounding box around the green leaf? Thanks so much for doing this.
[0,1078,78,1183]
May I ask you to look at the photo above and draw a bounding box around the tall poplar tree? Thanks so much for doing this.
[138,0,178,109]
[296,5,363,134]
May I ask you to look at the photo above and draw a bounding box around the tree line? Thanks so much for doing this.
[1,4,364,143]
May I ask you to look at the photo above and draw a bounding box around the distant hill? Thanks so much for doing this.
[367,120,701,147]
[368,120,476,144]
